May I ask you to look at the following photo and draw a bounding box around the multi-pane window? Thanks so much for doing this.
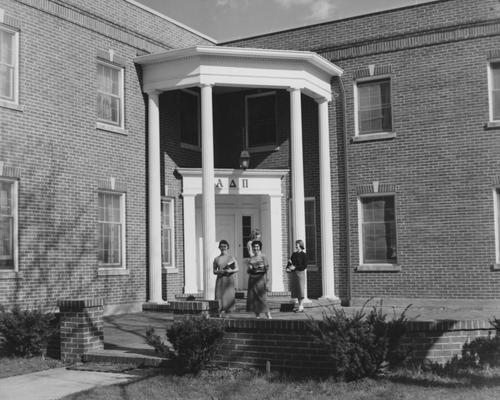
[98,192,124,267]
[495,189,500,264]
[356,79,392,134]
[180,90,200,147]
[305,198,317,266]
[246,91,277,148]
[161,199,175,268]
[360,195,397,264]
[489,62,500,121]
[242,215,252,258]
[0,26,18,103]
[0,180,16,270]
[97,61,124,127]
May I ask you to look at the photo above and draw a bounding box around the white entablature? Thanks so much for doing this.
[134,45,343,101]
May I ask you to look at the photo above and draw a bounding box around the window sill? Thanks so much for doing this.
[351,132,396,143]
[163,267,179,274]
[356,264,401,272]
[98,268,129,276]
[180,142,201,151]
[484,121,500,130]
[491,263,500,271]
[0,270,23,279]
[248,145,280,153]
[96,122,127,135]
[0,100,24,112]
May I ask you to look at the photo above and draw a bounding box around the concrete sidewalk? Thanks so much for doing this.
[0,367,142,400]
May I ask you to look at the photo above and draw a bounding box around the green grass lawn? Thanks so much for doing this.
[0,356,65,378]
[59,367,500,400]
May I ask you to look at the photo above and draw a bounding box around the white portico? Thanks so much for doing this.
[135,45,343,302]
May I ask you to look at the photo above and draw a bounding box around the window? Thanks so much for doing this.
[180,90,200,148]
[161,198,175,268]
[356,79,392,135]
[97,61,124,128]
[489,62,500,122]
[305,198,317,266]
[0,179,17,270]
[494,189,500,266]
[98,192,125,267]
[245,91,277,149]
[359,195,397,264]
[0,25,19,105]
[242,215,252,258]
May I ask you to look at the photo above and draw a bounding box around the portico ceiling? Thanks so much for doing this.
[134,45,343,102]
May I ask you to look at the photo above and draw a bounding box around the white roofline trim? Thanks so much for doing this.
[124,0,217,44]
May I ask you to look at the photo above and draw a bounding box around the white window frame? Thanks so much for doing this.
[96,60,125,133]
[488,61,500,123]
[179,89,201,151]
[97,191,126,271]
[161,197,176,270]
[0,24,19,109]
[353,76,395,141]
[305,197,317,267]
[357,193,400,272]
[245,91,278,152]
[0,178,18,273]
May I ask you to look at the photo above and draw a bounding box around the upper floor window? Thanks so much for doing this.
[245,91,277,149]
[97,61,124,128]
[359,195,397,265]
[489,62,500,122]
[0,25,19,105]
[98,191,125,268]
[180,89,200,148]
[161,198,175,268]
[355,78,392,135]
[0,179,17,270]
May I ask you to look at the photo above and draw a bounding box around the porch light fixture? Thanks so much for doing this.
[239,150,250,170]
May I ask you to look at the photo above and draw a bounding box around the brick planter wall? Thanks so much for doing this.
[58,299,104,363]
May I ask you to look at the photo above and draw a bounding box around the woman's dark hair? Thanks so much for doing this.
[251,240,262,250]
[219,239,230,249]
[295,239,305,250]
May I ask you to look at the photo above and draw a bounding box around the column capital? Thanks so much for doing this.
[287,86,303,93]
[315,97,330,104]
[200,83,214,88]
[145,89,162,96]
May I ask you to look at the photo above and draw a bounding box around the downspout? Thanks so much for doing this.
[336,75,352,306]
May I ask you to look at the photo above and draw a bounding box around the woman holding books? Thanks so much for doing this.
[286,239,307,312]
[213,239,239,317]
[246,240,272,319]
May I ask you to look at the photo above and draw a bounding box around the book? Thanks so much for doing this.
[223,261,235,270]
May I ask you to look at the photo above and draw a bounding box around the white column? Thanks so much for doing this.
[182,194,198,294]
[147,91,163,303]
[269,194,285,292]
[201,84,216,300]
[288,87,308,300]
[317,98,338,300]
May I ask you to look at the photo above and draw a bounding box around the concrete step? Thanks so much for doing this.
[83,349,165,367]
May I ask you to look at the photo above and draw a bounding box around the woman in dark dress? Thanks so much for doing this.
[286,239,307,312]
[213,239,239,317]
[246,240,272,319]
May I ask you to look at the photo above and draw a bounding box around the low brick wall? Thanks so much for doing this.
[212,318,496,373]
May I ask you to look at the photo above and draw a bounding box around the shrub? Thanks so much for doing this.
[0,305,57,357]
[146,316,225,374]
[308,302,410,381]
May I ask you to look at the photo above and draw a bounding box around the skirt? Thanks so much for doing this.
[246,273,269,314]
[290,270,305,299]
[215,274,236,313]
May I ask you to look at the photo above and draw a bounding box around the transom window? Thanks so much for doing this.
[98,192,125,267]
[97,61,124,127]
[0,179,16,270]
[359,195,397,264]
[180,90,200,147]
[489,62,500,121]
[245,91,277,149]
[0,25,18,104]
[161,198,175,268]
[356,79,392,134]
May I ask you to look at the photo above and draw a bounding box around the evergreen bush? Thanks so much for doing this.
[0,305,57,357]
[146,316,225,374]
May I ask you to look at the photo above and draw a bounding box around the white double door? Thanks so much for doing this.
[215,206,260,290]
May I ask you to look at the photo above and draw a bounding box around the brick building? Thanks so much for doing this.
[1,0,500,314]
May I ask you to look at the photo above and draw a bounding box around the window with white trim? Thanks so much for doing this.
[161,198,175,268]
[0,179,17,270]
[98,192,125,267]
[494,189,500,265]
[245,91,277,149]
[355,78,392,135]
[489,62,500,122]
[359,195,397,264]
[305,198,317,266]
[0,25,19,105]
[180,89,200,148]
[97,61,124,128]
